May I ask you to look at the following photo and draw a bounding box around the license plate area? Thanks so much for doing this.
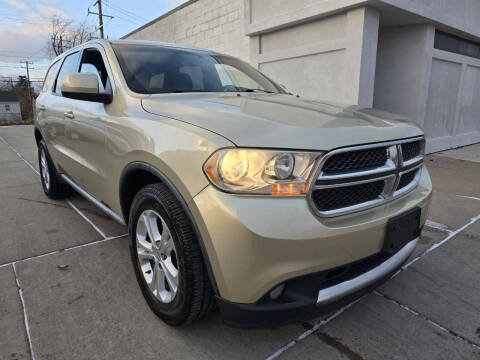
[383,207,421,255]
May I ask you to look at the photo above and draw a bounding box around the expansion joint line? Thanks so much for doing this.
[12,264,36,360]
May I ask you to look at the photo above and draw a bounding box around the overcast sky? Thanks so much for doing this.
[0,0,188,82]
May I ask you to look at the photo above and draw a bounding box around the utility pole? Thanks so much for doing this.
[96,0,104,39]
[20,61,34,120]
[88,0,113,39]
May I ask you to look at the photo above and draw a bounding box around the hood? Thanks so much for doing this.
[142,93,423,151]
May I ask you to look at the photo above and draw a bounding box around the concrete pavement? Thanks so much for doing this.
[0,125,479,360]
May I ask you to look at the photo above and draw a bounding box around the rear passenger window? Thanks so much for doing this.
[55,52,80,95]
[42,60,61,93]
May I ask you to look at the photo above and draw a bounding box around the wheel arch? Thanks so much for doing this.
[119,161,219,295]
[34,126,43,145]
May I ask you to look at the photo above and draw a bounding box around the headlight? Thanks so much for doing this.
[203,148,320,195]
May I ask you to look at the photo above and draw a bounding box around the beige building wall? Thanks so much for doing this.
[249,7,379,106]
[374,25,480,153]
[125,0,250,61]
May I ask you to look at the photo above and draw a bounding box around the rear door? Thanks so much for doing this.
[35,59,61,162]
[41,51,81,173]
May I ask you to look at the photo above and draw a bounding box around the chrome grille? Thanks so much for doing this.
[322,147,388,173]
[312,180,385,211]
[309,137,425,217]
[401,141,421,162]
[397,169,417,190]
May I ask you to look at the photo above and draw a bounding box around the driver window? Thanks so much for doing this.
[80,49,111,94]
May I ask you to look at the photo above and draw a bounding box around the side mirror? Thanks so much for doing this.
[61,73,112,104]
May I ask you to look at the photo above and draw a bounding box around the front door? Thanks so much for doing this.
[64,47,114,201]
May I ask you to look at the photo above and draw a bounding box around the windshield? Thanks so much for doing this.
[112,43,285,95]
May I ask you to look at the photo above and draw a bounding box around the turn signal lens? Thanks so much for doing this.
[271,183,309,196]
[203,148,320,195]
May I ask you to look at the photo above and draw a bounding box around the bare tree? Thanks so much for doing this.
[70,20,95,48]
[47,16,95,58]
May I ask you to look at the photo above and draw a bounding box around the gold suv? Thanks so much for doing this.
[35,39,432,328]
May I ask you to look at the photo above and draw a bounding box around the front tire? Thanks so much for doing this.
[128,183,215,326]
[38,140,71,199]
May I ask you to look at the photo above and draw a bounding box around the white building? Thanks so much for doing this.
[0,91,21,122]
[124,0,480,153]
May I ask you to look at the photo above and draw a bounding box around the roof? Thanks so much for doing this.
[109,39,217,54]
[0,91,19,102]
[50,38,218,65]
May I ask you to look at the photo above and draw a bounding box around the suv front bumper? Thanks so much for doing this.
[217,237,417,328]
[189,166,432,327]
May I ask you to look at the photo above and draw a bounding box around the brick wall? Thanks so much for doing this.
[124,0,250,61]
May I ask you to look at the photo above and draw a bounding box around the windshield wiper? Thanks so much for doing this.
[161,90,216,93]
[234,87,275,93]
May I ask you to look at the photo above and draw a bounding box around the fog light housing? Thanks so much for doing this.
[269,284,285,300]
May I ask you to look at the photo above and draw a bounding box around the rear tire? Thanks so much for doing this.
[128,182,215,326]
[38,140,72,199]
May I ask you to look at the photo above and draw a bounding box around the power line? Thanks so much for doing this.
[0,80,44,83]
[87,0,115,39]
[103,12,142,27]
[103,1,148,22]
[0,49,45,55]
[0,55,47,60]
[0,65,33,69]
[0,16,51,25]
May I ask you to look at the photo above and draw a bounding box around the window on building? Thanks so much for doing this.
[54,51,80,95]
[435,31,480,60]
[5,104,10,112]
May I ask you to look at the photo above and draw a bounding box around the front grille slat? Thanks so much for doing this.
[397,170,417,190]
[312,180,384,211]
[322,147,388,173]
[401,141,421,162]
[310,138,424,216]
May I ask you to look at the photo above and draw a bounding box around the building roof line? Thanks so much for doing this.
[121,0,199,39]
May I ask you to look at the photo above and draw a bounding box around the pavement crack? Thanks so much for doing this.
[11,264,36,360]
[265,298,364,360]
[316,331,364,360]
[399,214,480,273]
[0,182,40,189]
[16,197,113,221]
[0,234,127,269]
[374,291,480,351]
[16,197,69,209]
[67,294,85,305]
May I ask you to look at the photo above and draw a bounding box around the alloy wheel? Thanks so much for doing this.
[136,209,179,303]
[40,148,50,191]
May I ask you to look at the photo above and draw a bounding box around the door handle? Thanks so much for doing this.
[39,105,46,111]
[64,111,75,119]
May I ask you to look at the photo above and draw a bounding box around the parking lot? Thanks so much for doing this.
[0,124,479,360]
